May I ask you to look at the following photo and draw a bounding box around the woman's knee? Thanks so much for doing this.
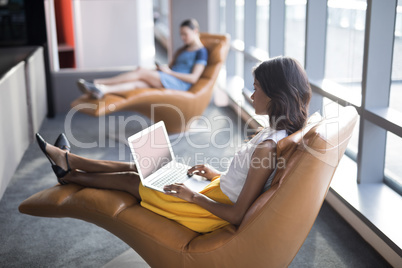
[134,67,151,76]
[127,172,141,200]
[140,70,162,87]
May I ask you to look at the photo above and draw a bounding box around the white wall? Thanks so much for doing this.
[0,47,48,200]
[170,0,221,56]
[0,63,30,199]
[72,0,155,70]
[26,48,48,135]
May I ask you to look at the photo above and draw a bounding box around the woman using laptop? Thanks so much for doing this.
[76,18,208,99]
[36,56,312,233]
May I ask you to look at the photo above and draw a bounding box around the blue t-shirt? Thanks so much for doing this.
[171,47,208,74]
[159,47,208,91]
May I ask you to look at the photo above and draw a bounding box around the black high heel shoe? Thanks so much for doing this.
[54,133,71,152]
[36,133,71,185]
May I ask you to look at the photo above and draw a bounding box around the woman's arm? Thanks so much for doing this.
[164,140,277,226]
[159,47,207,84]
[187,164,221,181]
[168,47,184,69]
[158,64,205,84]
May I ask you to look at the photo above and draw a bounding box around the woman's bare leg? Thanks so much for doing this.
[64,170,141,200]
[94,68,163,88]
[94,68,141,85]
[44,141,141,199]
[45,143,136,174]
[99,81,151,94]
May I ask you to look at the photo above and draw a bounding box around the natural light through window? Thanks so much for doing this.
[390,0,402,114]
[325,0,366,106]
[256,0,270,51]
[284,0,306,67]
[385,132,402,191]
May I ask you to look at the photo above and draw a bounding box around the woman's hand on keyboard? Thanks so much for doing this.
[187,164,220,181]
[163,183,195,202]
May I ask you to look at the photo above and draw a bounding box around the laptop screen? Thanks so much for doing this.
[128,123,172,180]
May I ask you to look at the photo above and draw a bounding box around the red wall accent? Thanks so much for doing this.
[54,0,75,68]
[54,0,75,46]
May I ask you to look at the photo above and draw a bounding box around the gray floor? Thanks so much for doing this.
[0,101,391,267]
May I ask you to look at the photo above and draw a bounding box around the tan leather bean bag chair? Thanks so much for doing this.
[70,33,230,133]
[19,106,358,267]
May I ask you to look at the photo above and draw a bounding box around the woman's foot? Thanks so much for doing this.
[36,133,71,184]
[46,143,70,172]
[76,79,104,99]
[54,133,71,152]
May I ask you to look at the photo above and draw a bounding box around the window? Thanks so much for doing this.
[223,0,402,195]
[325,0,367,106]
[284,0,306,66]
[221,0,402,261]
[256,0,270,51]
[389,1,402,113]
[385,132,402,195]
[235,0,245,77]
[235,0,244,41]
[219,0,227,34]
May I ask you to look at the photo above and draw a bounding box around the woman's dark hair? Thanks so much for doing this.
[180,18,199,31]
[253,56,312,135]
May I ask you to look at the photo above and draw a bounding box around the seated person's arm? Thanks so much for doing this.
[168,48,182,69]
[187,164,221,181]
[164,140,277,226]
[159,48,208,85]
[158,63,205,84]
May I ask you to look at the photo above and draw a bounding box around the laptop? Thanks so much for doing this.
[128,121,210,193]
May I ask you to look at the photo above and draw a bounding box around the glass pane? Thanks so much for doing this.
[389,0,402,113]
[235,0,244,77]
[349,114,360,158]
[235,51,244,78]
[153,0,159,10]
[0,1,27,46]
[284,0,306,67]
[219,0,226,34]
[153,0,169,20]
[385,132,402,194]
[236,0,244,40]
[256,0,270,51]
[160,0,169,17]
[325,0,367,104]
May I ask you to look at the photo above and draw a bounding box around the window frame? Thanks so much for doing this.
[219,0,402,261]
[223,0,402,195]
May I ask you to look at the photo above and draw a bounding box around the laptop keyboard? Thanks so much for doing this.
[151,168,189,189]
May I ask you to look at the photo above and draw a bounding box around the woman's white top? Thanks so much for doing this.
[220,128,288,203]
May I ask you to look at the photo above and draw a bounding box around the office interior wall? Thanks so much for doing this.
[0,63,30,200]
[26,48,48,134]
[170,0,220,55]
[72,0,155,70]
